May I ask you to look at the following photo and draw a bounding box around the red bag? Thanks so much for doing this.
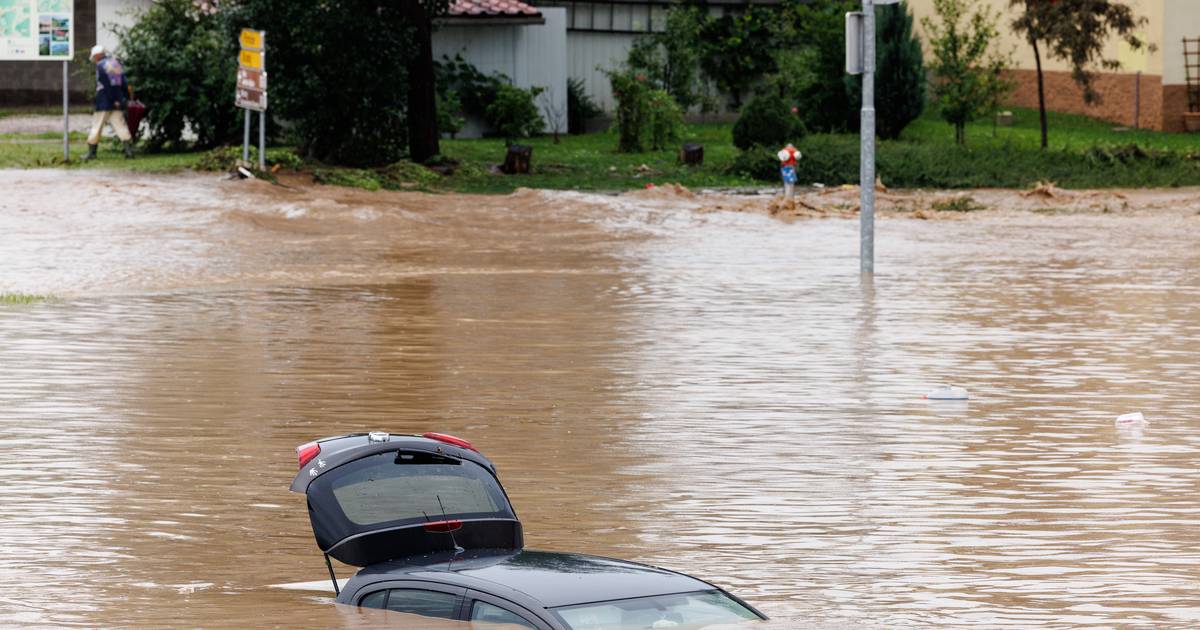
[124,100,147,141]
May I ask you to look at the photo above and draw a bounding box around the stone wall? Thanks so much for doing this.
[0,0,97,106]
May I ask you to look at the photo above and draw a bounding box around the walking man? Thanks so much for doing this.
[85,44,134,160]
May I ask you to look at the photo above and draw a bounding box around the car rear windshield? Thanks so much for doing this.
[325,450,509,526]
[554,590,759,630]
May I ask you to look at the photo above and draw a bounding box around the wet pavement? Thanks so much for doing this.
[1,170,1199,629]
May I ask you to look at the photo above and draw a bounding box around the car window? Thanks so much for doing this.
[328,451,506,526]
[359,589,387,609]
[358,588,459,619]
[470,600,538,629]
[554,590,759,630]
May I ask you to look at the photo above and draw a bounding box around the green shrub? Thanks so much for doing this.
[313,168,381,191]
[567,77,602,135]
[729,136,1200,188]
[732,94,804,151]
[608,70,650,152]
[436,54,505,119]
[437,89,466,139]
[646,89,683,150]
[195,145,304,172]
[378,161,442,189]
[485,84,545,144]
[625,5,711,111]
[113,0,240,150]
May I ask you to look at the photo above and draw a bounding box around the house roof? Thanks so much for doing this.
[448,0,542,19]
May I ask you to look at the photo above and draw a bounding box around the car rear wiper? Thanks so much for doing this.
[394,451,460,465]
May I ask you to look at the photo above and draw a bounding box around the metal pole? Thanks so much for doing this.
[258,109,266,171]
[860,0,876,275]
[62,60,69,162]
[243,108,251,163]
[1134,70,1141,130]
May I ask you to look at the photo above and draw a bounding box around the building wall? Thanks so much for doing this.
[95,0,152,53]
[0,0,96,106]
[905,0,1200,130]
[564,30,636,112]
[434,7,568,137]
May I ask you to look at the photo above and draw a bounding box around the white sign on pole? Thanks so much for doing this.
[0,0,73,60]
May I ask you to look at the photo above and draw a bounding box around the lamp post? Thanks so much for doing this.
[848,0,901,275]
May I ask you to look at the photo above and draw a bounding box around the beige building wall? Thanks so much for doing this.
[904,0,1200,131]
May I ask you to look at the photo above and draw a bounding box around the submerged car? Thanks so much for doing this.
[290,431,766,629]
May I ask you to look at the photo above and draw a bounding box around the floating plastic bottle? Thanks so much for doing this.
[1115,412,1147,426]
[925,385,969,400]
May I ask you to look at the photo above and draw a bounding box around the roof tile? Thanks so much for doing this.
[449,0,541,17]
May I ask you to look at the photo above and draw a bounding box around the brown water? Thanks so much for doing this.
[2,170,1199,629]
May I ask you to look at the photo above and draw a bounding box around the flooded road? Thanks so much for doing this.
[2,170,1199,629]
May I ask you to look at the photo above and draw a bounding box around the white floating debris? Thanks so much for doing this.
[925,385,969,400]
[1115,411,1147,426]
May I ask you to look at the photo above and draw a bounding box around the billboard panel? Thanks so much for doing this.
[0,0,73,60]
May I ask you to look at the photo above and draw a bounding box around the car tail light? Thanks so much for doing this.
[297,441,321,469]
[423,519,463,533]
[422,432,478,452]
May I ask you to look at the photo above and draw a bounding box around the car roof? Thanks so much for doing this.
[348,549,716,609]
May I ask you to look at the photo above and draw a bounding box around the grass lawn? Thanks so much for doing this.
[3,106,1200,191]
[438,123,757,193]
[903,107,1200,153]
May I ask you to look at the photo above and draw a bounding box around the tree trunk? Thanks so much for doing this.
[404,0,440,163]
[1031,35,1048,150]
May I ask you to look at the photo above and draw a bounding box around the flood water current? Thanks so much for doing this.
[2,170,1199,629]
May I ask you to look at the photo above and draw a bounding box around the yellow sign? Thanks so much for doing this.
[240,29,264,51]
[239,49,264,70]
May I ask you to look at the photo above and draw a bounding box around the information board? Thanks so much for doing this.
[0,0,73,60]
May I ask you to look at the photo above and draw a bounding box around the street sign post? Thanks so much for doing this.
[1,0,75,160]
[847,0,901,275]
[236,27,267,171]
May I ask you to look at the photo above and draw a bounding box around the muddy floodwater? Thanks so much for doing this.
[2,170,1200,629]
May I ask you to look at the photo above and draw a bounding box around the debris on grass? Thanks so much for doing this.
[1023,180,1066,199]
[931,195,987,212]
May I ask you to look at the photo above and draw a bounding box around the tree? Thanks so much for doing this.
[846,3,926,139]
[777,0,858,132]
[699,7,779,108]
[1011,0,1149,149]
[114,0,241,150]
[922,0,1013,145]
[229,0,416,166]
[625,5,710,111]
[401,0,452,163]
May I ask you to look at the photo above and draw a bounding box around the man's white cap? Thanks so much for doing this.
[90,44,105,58]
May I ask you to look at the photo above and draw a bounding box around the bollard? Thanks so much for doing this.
[777,144,801,199]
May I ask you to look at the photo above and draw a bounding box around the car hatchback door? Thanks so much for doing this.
[293,441,523,566]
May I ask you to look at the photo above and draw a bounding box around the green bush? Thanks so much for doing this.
[195,145,304,172]
[567,77,602,135]
[436,54,504,119]
[485,84,545,144]
[606,70,683,153]
[732,94,804,151]
[113,0,240,150]
[646,89,684,151]
[608,70,649,152]
[437,89,466,139]
[730,135,1200,188]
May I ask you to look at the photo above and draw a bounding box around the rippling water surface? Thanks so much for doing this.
[2,171,1199,629]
